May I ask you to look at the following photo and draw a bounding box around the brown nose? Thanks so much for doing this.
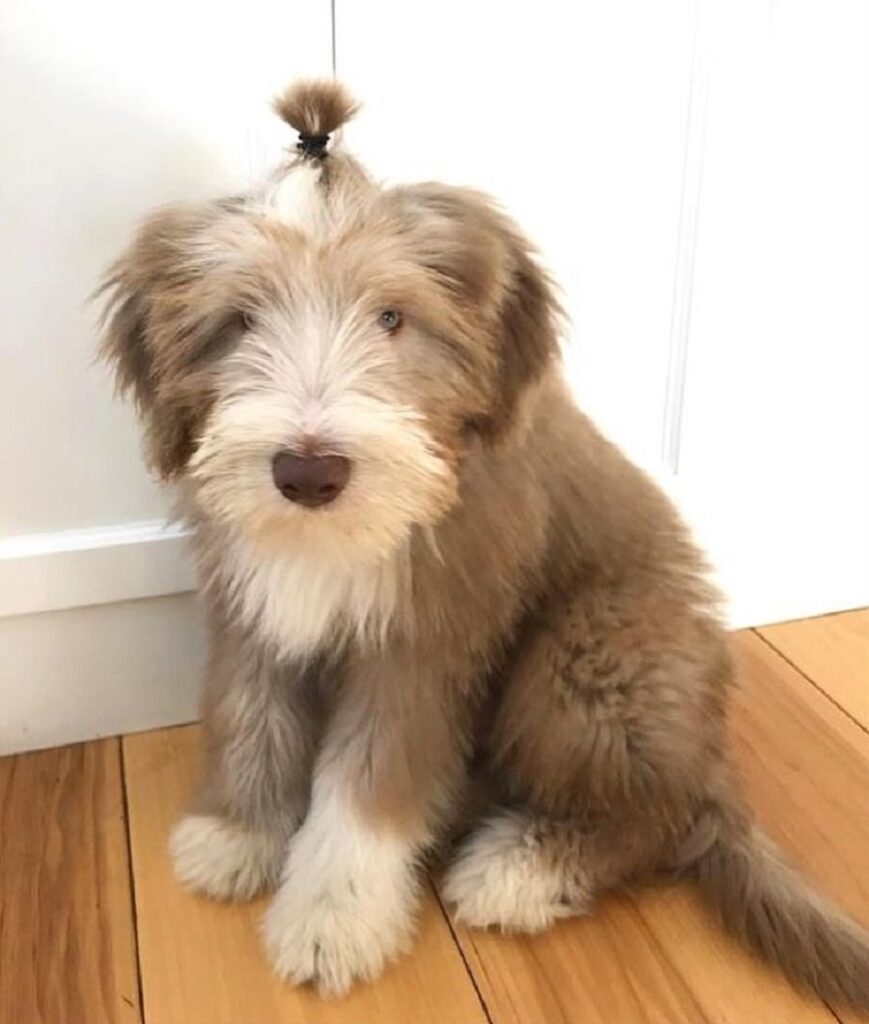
[271,452,351,507]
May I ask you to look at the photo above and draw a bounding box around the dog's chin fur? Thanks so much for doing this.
[100,79,869,1010]
[214,531,410,660]
[188,385,455,657]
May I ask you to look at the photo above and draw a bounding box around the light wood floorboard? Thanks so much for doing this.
[0,739,141,1024]
[759,608,869,730]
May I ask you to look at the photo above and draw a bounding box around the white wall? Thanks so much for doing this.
[667,0,869,625]
[1,0,867,754]
[0,0,333,753]
[1,0,332,534]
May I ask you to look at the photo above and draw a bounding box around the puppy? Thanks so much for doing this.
[99,80,869,1005]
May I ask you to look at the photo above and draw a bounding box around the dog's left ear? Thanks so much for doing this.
[392,184,562,438]
[491,229,562,437]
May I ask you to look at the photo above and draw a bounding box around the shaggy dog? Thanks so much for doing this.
[99,80,869,1005]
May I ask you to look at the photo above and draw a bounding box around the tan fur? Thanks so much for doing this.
[98,80,869,1006]
[695,816,869,1011]
[273,79,359,138]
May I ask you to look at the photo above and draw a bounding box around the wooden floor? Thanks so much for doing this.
[1,611,868,1024]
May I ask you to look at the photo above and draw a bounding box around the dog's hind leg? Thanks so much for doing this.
[444,584,730,931]
[442,808,599,932]
[442,799,700,931]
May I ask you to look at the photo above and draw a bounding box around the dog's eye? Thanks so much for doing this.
[378,309,402,333]
[240,311,256,332]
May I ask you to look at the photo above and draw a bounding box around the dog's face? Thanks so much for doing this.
[100,156,560,567]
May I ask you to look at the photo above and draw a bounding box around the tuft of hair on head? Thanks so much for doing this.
[273,79,360,158]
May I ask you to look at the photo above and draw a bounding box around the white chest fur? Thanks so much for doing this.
[221,538,404,660]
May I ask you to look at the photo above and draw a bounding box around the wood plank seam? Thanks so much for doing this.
[752,629,869,737]
[825,999,846,1024]
[0,738,143,1024]
[119,737,147,1022]
[431,884,495,1024]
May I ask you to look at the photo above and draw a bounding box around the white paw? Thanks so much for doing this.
[169,814,284,901]
[262,875,416,997]
[442,814,591,933]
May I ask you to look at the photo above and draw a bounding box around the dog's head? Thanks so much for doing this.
[99,81,561,564]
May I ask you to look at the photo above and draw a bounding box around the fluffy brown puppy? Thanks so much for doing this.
[99,80,869,1004]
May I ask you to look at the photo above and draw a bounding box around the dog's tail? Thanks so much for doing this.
[273,80,359,157]
[690,807,869,1011]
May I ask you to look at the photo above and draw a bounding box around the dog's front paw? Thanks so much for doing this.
[169,814,285,901]
[262,878,416,997]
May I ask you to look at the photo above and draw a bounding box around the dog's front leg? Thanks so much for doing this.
[170,617,319,901]
[263,649,468,997]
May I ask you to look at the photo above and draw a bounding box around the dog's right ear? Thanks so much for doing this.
[97,204,243,479]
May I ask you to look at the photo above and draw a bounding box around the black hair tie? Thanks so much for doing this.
[297,133,330,158]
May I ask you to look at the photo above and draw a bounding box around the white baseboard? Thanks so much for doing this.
[0,592,203,756]
[0,517,864,757]
[0,520,201,755]
[0,519,194,618]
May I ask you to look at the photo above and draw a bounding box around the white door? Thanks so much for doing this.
[666,0,869,626]
[338,0,869,626]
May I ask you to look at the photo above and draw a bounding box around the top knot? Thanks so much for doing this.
[273,79,360,159]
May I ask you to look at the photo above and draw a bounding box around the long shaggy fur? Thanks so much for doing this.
[273,79,360,137]
[695,817,869,1009]
[98,79,869,1006]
